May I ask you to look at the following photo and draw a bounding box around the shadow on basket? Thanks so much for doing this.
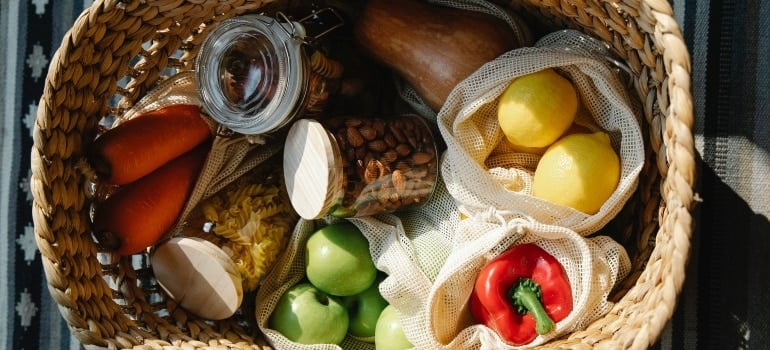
[32,0,696,349]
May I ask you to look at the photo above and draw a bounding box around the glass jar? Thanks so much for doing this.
[283,115,439,219]
[195,10,344,136]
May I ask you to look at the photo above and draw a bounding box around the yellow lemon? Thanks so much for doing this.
[497,68,579,149]
[532,131,620,215]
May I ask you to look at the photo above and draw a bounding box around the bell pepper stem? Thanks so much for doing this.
[511,278,555,335]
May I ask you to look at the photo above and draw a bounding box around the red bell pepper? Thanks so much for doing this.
[470,243,573,345]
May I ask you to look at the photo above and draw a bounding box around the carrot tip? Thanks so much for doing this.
[88,155,113,181]
[92,230,122,251]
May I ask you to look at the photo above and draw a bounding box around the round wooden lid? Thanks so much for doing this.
[150,237,243,320]
[283,119,344,219]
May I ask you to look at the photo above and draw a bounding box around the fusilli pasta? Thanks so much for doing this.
[186,162,297,292]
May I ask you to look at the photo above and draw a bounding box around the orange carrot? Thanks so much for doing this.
[89,104,212,185]
[92,142,210,256]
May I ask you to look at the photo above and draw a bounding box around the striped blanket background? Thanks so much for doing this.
[3,0,767,349]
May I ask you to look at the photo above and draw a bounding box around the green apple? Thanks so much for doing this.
[305,221,377,296]
[410,227,451,282]
[375,305,414,350]
[268,282,349,345]
[345,273,389,342]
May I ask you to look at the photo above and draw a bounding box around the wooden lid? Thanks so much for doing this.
[150,237,243,320]
[283,119,344,219]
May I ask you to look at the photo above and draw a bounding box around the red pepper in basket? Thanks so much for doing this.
[470,243,573,345]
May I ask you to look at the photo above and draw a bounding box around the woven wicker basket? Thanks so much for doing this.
[33,0,696,349]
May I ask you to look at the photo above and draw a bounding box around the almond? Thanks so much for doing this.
[347,127,365,147]
[392,170,407,194]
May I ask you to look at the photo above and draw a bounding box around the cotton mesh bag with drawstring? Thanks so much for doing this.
[254,174,461,350]
[384,210,631,349]
[437,29,645,236]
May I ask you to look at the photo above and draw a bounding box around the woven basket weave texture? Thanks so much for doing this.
[32,0,696,349]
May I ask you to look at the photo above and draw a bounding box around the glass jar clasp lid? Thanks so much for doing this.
[259,7,345,47]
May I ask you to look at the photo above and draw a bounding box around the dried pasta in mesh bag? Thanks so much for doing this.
[185,161,298,292]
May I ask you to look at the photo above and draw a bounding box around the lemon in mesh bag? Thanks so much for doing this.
[437,29,644,235]
[532,131,621,215]
[497,68,579,150]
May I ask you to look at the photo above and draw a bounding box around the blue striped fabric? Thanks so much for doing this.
[5,0,768,349]
[2,1,93,348]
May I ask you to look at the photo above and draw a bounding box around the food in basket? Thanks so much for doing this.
[182,160,296,292]
[374,304,413,350]
[305,221,377,296]
[470,243,573,346]
[195,10,344,135]
[497,68,579,150]
[532,131,621,214]
[265,220,392,346]
[354,0,521,111]
[150,236,243,320]
[87,104,212,185]
[91,142,210,256]
[438,31,646,234]
[344,272,389,342]
[283,116,438,219]
[33,0,697,348]
[269,282,350,345]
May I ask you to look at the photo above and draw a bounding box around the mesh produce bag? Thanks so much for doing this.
[438,29,645,235]
[255,172,630,349]
[254,174,460,350]
[392,211,632,349]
